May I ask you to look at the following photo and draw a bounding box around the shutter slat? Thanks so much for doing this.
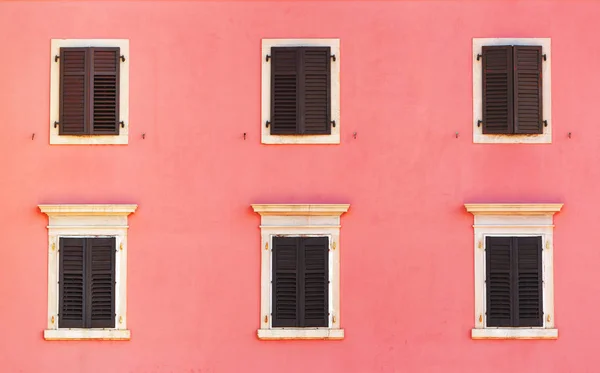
[482,46,513,134]
[516,237,543,326]
[514,46,543,134]
[91,48,120,135]
[486,237,513,327]
[301,237,329,327]
[59,48,88,135]
[272,237,299,327]
[59,238,86,328]
[89,238,116,328]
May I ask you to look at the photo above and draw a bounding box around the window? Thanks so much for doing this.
[262,39,340,144]
[252,204,349,339]
[50,39,129,145]
[39,204,137,340]
[465,203,562,339]
[473,38,551,143]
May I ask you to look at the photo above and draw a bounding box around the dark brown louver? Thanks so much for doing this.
[486,236,542,327]
[59,237,115,328]
[272,236,329,327]
[513,46,543,134]
[270,47,331,135]
[59,47,120,135]
[481,45,543,135]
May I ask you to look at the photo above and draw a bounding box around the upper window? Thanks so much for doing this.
[262,39,340,144]
[50,39,129,145]
[252,204,349,339]
[39,204,137,340]
[473,38,551,143]
[465,203,562,340]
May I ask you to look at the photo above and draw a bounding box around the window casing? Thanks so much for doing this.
[252,204,349,340]
[465,203,562,340]
[39,204,137,340]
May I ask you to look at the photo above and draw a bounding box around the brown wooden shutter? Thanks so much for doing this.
[59,238,86,328]
[271,48,299,135]
[482,46,514,134]
[301,47,331,135]
[515,236,543,327]
[301,237,329,327]
[485,236,513,327]
[89,238,116,328]
[272,237,299,327]
[59,48,88,135]
[90,48,120,135]
[513,46,543,134]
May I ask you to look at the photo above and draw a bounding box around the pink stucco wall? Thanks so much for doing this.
[1,0,599,372]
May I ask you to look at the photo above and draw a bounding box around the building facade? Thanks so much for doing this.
[0,0,597,372]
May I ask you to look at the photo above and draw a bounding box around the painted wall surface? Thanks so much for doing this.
[0,1,598,372]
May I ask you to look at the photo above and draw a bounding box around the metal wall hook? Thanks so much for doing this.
[568,132,572,139]
[455,132,459,138]
[353,132,357,139]
[243,133,247,140]
[32,133,35,140]
[142,133,146,139]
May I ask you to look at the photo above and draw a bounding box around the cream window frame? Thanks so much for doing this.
[50,39,129,145]
[465,203,562,339]
[472,38,551,144]
[39,204,137,340]
[252,204,349,339]
[261,39,340,145]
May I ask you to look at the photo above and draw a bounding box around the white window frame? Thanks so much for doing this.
[261,39,340,145]
[252,204,349,339]
[473,38,551,144]
[39,204,137,340]
[465,203,562,339]
[50,39,129,145]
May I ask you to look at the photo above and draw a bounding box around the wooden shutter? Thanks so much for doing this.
[485,236,513,327]
[301,237,329,327]
[89,238,116,328]
[270,47,331,135]
[272,237,299,327]
[482,46,514,134]
[59,238,86,328]
[59,48,88,135]
[91,48,120,135]
[515,237,543,326]
[513,46,543,134]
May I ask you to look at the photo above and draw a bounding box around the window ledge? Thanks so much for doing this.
[471,328,557,340]
[257,328,344,340]
[44,329,130,340]
[262,134,340,145]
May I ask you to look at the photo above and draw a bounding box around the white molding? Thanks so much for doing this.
[39,204,136,340]
[50,39,129,145]
[44,329,131,340]
[253,203,349,340]
[261,38,340,145]
[471,328,558,340]
[466,203,561,340]
[258,328,344,340]
[473,38,551,144]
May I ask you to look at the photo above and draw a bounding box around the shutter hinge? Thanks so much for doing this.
[478,241,483,249]
[332,315,336,323]
[54,121,59,128]
[476,54,482,61]
[477,120,482,128]
[120,55,126,62]
[547,314,551,322]
[331,242,336,251]
[265,242,269,251]
[543,120,548,127]
[542,54,547,61]
[54,55,59,63]
[545,241,550,250]
[51,243,56,251]
[120,243,124,251]
[264,315,268,323]
[331,120,336,128]
[265,120,271,128]
[120,121,125,128]
[119,316,123,324]
[265,55,271,62]
[478,314,483,323]
[331,54,336,62]
[51,315,55,324]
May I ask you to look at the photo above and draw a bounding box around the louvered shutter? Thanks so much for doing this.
[89,238,116,328]
[59,48,88,135]
[485,236,513,327]
[272,237,299,327]
[482,46,514,134]
[513,46,543,134]
[91,48,120,135]
[59,238,86,328]
[301,237,329,327]
[515,237,543,326]
[270,47,331,135]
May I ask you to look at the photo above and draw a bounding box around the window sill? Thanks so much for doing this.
[473,133,551,144]
[257,328,344,340]
[44,329,130,340]
[471,328,557,340]
[50,133,128,145]
[261,134,340,145]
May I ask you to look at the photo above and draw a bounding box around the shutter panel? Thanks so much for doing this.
[88,238,116,328]
[271,47,299,135]
[516,237,543,326]
[485,237,513,327]
[59,238,86,328]
[272,237,299,327]
[301,47,331,135]
[482,46,514,134]
[301,237,329,327]
[513,46,543,134]
[59,48,88,135]
[91,48,120,135]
